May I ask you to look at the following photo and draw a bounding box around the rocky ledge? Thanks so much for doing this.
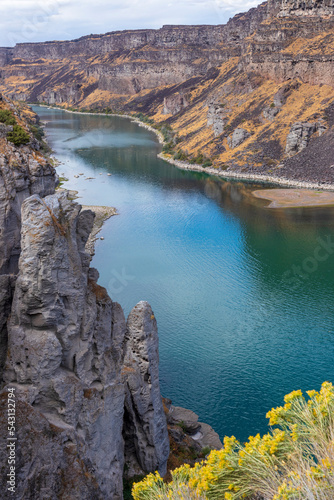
[166,403,222,450]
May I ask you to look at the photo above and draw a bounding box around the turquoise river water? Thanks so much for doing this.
[34,106,334,444]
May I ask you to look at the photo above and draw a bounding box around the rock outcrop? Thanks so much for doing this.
[277,0,334,17]
[123,302,170,477]
[163,92,189,115]
[1,192,127,498]
[285,121,326,156]
[0,100,171,499]
[207,101,226,137]
[0,95,56,384]
[227,128,251,149]
[0,126,56,275]
[166,404,223,451]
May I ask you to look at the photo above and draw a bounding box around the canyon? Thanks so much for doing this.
[0,96,172,499]
[1,0,334,497]
[1,0,334,183]
[0,94,222,499]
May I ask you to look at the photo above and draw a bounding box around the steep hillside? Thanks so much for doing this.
[1,0,334,182]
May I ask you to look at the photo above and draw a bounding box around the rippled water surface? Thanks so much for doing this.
[35,106,334,443]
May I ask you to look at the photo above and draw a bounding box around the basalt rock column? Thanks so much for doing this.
[1,191,127,499]
[123,302,170,476]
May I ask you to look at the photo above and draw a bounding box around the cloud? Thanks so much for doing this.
[0,0,260,47]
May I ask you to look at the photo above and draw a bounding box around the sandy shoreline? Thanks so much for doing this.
[39,104,334,195]
[252,188,334,208]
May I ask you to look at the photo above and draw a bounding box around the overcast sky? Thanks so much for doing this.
[0,0,261,47]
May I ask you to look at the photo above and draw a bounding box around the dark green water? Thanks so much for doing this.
[35,106,334,444]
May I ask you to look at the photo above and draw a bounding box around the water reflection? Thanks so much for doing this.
[35,106,334,443]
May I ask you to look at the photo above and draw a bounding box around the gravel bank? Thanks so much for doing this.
[83,205,117,256]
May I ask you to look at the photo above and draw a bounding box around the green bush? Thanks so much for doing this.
[7,125,30,146]
[202,160,213,168]
[173,149,188,161]
[30,124,44,142]
[160,124,174,143]
[162,141,174,154]
[0,109,16,126]
[134,112,155,126]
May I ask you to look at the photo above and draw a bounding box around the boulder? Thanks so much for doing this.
[228,128,251,149]
[167,404,223,450]
[285,121,318,156]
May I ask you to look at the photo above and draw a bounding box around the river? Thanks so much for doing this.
[34,106,334,444]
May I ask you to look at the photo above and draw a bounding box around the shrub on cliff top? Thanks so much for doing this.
[30,124,44,142]
[0,109,16,126]
[133,382,334,500]
[7,124,30,146]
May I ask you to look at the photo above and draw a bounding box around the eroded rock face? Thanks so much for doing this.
[278,0,334,17]
[0,25,227,106]
[123,302,170,477]
[0,275,14,381]
[285,121,326,156]
[0,189,170,498]
[2,192,127,499]
[263,82,300,120]
[0,143,56,275]
[207,101,226,137]
[0,393,103,500]
[163,92,188,115]
[228,128,251,149]
[0,100,57,382]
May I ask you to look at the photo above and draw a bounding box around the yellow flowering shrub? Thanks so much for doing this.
[133,382,334,500]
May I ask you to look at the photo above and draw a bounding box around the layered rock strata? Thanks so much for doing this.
[1,1,334,182]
